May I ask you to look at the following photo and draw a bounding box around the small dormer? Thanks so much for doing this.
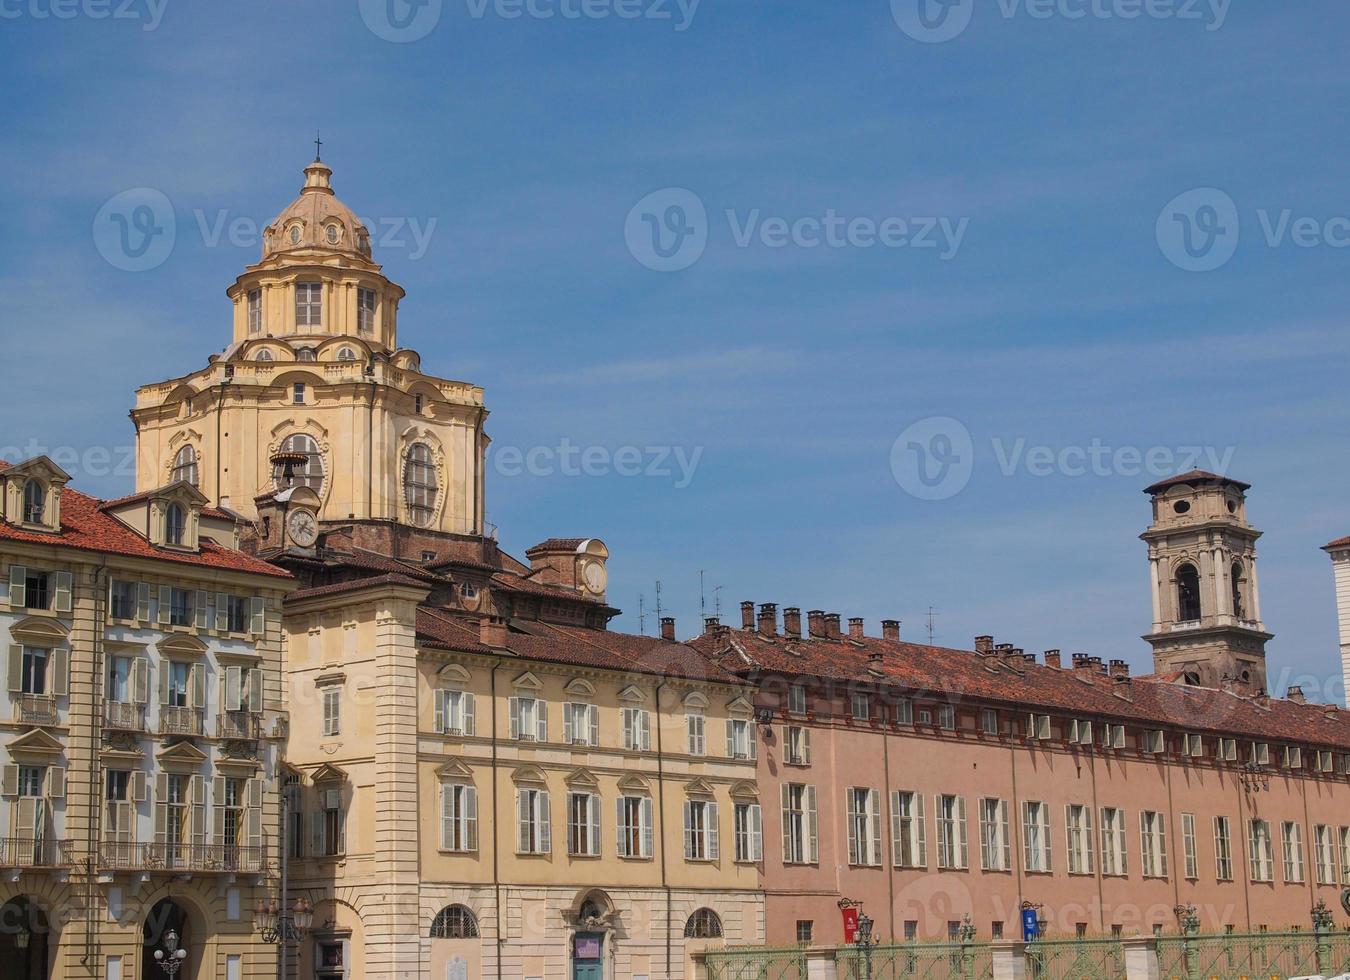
[104,481,209,552]
[2,457,71,533]
[524,538,610,600]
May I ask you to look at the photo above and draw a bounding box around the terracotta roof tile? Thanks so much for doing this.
[1143,470,1250,494]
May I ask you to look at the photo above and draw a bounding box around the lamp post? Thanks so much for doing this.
[853,910,880,980]
[153,928,189,977]
[254,781,313,979]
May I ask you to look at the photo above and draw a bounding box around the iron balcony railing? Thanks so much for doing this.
[158,706,204,736]
[97,841,268,873]
[14,694,58,725]
[217,710,262,740]
[104,700,146,732]
[0,836,76,868]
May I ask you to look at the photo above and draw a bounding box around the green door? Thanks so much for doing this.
[573,933,603,980]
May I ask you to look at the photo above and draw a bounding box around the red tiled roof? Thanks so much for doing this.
[525,538,586,555]
[688,629,1350,750]
[0,483,290,579]
[100,489,237,523]
[289,573,430,602]
[1144,470,1251,494]
[1324,536,1350,551]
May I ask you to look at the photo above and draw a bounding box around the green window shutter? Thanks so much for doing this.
[158,585,172,625]
[50,648,69,697]
[136,583,151,623]
[249,597,266,636]
[9,565,26,608]
[7,645,21,693]
[53,572,73,613]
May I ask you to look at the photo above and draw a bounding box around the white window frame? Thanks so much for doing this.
[1101,807,1127,877]
[1022,801,1052,873]
[978,797,1011,871]
[734,801,763,863]
[1281,820,1305,883]
[1065,804,1095,875]
[1140,810,1168,878]
[891,790,926,869]
[1249,819,1273,882]
[934,793,968,870]
[1181,812,1197,879]
[1214,815,1233,881]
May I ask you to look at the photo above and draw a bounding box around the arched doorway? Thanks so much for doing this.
[569,891,615,980]
[0,896,51,980]
[142,899,200,980]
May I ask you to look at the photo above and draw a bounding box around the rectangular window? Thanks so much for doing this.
[734,802,763,863]
[935,794,967,870]
[18,765,44,798]
[1315,825,1337,885]
[436,689,475,736]
[1022,801,1051,872]
[1100,723,1126,750]
[683,798,718,861]
[1214,816,1233,881]
[686,713,705,755]
[1284,746,1303,769]
[225,595,249,633]
[1101,807,1127,876]
[788,684,807,715]
[1182,813,1198,879]
[166,661,189,708]
[110,580,138,620]
[296,282,323,327]
[107,655,131,703]
[623,707,652,752]
[1144,730,1165,754]
[247,289,262,333]
[1183,733,1204,757]
[1218,737,1238,762]
[894,699,913,725]
[24,570,50,611]
[979,798,1010,871]
[782,783,817,865]
[318,789,345,856]
[846,787,882,867]
[322,688,341,737]
[1251,742,1270,766]
[440,783,477,852]
[20,647,48,695]
[617,796,653,859]
[510,696,546,742]
[1065,804,1095,875]
[516,788,551,855]
[1026,714,1051,740]
[1316,750,1334,773]
[1339,827,1350,885]
[891,790,926,868]
[796,921,813,944]
[293,383,305,405]
[784,725,810,765]
[1140,810,1168,878]
[357,287,376,333]
[937,704,955,730]
[168,588,194,627]
[564,702,597,746]
[850,692,870,722]
[1069,719,1093,745]
[1249,819,1273,882]
[1282,821,1305,883]
[725,717,754,759]
[568,792,601,857]
[980,708,999,735]
[285,777,303,859]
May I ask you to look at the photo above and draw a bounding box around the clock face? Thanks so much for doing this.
[287,509,318,547]
[582,561,607,594]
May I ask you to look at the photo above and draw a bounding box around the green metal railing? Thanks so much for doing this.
[1156,930,1344,979]
[835,942,995,980]
[704,945,809,980]
[1025,937,1125,980]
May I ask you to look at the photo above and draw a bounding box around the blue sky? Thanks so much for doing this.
[2,0,1348,699]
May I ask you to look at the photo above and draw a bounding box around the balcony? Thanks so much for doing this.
[104,701,146,733]
[13,695,58,726]
[158,706,204,737]
[0,837,76,869]
[97,841,267,874]
[218,710,262,740]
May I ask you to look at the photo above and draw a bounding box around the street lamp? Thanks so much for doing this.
[153,929,188,977]
[255,896,313,945]
[14,924,29,950]
[854,910,880,980]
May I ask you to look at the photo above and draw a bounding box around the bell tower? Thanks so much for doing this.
[1142,470,1271,693]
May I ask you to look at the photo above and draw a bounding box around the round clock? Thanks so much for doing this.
[287,508,318,547]
[582,561,607,594]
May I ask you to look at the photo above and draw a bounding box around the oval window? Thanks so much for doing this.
[326,225,340,245]
[289,226,301,245]
[1172,500,1191,514]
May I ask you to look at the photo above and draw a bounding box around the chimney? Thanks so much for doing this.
[783,607,802,639]
[848,617,865,639]
[758,603,778,635]
[881,619,901,642]
[1072,653,1091,670]
[703,616,720,635]
[740,601,755,630]
[1044,650,1061,669]
[1021,652,1037,664]
[1109,659,1129,679]
[824,613,842,639]
[974,635,994,654]
[660,617,676,642]
[807,610,827,638]
[995,643,1015,660]
[479,615,508,649]
[1287,685,1307,705]
[868,650,884,667]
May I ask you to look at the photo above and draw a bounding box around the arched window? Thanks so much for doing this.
[171,446,199,487]
[684,908,723,939]
[273,434,325,493]
[296,348,317,362]
[430,905,478,939]
[1176,563,1201,622]
[165,503,186,546]
[404,443,438,527]
[257,349,274,362]
[337,347,356,362]
[1231,561,1245,619]
[22,480,45,524]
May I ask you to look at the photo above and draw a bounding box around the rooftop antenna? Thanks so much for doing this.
[654,580,663,621]
[926,606,939,646]
[699,570,706,619]
[637,594,647,636]
[712,585,724,620]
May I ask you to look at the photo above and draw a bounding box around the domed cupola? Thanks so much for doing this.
[262,159,373,261]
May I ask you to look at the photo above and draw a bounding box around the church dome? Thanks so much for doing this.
[262,159,373,261]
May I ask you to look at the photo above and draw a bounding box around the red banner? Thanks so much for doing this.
[841,907,859,943]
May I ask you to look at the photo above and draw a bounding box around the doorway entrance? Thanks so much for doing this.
[0,897,51,980]
[142,899,189,980]
[572,932,604,980]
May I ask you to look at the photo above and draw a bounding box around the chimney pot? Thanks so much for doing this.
[783,607,802,638]
[824,613,842,639]
[848,617,865,639]
[1044,650,1061,669]
[479,615,508,649]
[660,617,676,642]
[758,603,778,635]
[974,635,994,654]
[881,619,901,641]
[807,610,827,639]
[868,650,884,665]
[1108,659,1129,679]
[740,600,755,630]
[1287,685,1307,704]
[1072,653,1090,669]
[703,616,720,635]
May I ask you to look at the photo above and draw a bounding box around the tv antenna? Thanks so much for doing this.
[926,606,939,646]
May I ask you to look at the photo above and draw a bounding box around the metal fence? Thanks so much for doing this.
[704,946,809,980]
[1025,938,1124,980]
[836,942,995,980]
[1156,930,1344,979]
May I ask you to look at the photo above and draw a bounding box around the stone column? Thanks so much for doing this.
[804,948,839,980]
[1121,937,1160,980]
[990,940,1027,980]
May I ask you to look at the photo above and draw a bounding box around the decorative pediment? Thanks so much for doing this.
[438,663,472,685]
[6,728,65,759]
[311,763,348,784]
[682,691,709,710]
[684,777,716,797]
[158,634,209,658]
[565,767,599,788]
[216,756,262,775]
[617,685,646,704]
[437,759,475,781]
[512,671,543,692]
[4,456,71,485]
[9,616,70,643]
[156,740,209,768]
[564,678,596,698]
[729,780,758,799]
[616,774,651,794]
[159,480,210,508]
[511,765,547,785]
[726,696,755,718]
